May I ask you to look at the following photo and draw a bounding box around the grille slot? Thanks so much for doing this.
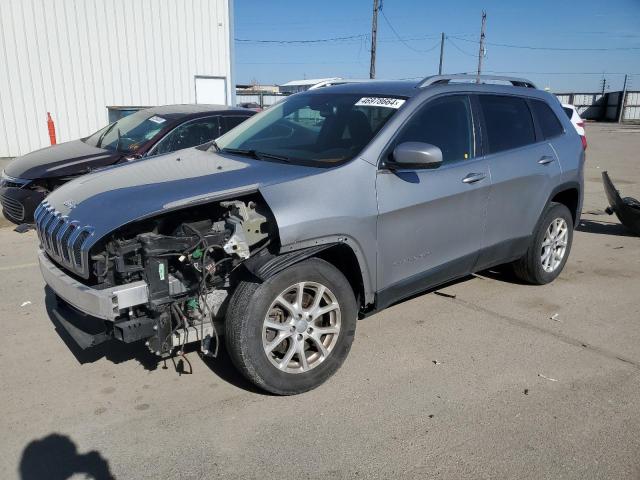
[61,224,76,262]
[34,201,93,278]
[0,193,25,222]
[74,231,91,267]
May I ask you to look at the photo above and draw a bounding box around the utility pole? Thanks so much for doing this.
[618,74,628,123]
[600,76,608,95]
[438,32,445,75]
[476,10,487,83]
[369,0,379,79]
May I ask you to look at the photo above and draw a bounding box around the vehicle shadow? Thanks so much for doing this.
[43,287,266,393]
[44,287,160,371]
[19,433,115,480]
[576,218,637,237]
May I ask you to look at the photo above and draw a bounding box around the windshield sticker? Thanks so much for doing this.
[355,97,405,109]
[148,115,166,124]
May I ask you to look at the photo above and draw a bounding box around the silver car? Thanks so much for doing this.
[35,74,585,394]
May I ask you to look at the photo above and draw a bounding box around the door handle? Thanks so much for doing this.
[462,172,486,184]
[538,155,555,165]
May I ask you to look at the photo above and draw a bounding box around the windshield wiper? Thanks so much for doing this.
[115,127,122,152]
[97,122,117,148]
[221,148,291,163]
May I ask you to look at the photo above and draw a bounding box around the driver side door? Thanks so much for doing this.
[375,94,490,308]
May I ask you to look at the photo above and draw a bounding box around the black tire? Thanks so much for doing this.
[225,258,357,395]
[513,202,574,285]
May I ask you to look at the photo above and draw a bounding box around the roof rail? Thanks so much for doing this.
[418,74,537,89]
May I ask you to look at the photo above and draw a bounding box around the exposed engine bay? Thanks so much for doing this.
[87,198,271,357]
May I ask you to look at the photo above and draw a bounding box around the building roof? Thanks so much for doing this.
[279,78,341,87]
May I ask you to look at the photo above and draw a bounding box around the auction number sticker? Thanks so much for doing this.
[355,97,406,109]
[148,115,167,124]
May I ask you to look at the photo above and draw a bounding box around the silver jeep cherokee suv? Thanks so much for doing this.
[36,75,584,394]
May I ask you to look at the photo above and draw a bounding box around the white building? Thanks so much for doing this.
[0,0,235,158]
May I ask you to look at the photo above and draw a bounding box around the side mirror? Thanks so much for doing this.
[389,142,443,169]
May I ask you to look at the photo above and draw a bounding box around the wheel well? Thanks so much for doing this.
[551,188,579,223]
[315,244,365,307]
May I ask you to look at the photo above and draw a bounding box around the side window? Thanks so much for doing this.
[221,115,250,135]
[153,118,220,155]
[478,95,535,153]
[394,95,474,164]
[530,100,563,139]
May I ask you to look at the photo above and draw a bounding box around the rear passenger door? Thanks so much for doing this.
[475,94,562,269]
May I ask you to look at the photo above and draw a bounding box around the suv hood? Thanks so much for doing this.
[5,139,120,180]
[44,147,321,241]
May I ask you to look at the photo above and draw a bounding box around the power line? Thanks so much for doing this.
[378,6,439,54]
[449,35,640,52]
[235,34,367,44]
[447,37,476,57]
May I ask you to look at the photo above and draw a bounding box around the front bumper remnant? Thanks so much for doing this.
[602,171,640,236]
[38,249,149,321]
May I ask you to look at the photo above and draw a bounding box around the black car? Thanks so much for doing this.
[0,104,255,224]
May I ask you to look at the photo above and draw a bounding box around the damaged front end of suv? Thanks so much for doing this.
[37,193,275,357]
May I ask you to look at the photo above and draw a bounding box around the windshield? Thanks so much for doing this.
[83,111,169,153]
[214,93,404,165]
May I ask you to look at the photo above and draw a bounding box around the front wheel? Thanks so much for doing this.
[225,258,357,395]
[513,202,574,285]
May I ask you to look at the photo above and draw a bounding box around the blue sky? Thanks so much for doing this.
[233,0,640,92]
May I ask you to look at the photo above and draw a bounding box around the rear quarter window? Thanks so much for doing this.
[478,95,536,154]
[562,107,574,119]
[531,100,564,139]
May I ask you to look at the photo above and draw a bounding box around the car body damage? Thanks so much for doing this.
[602,171,640,235]
[36,143,379,358]
[35,76,584,394]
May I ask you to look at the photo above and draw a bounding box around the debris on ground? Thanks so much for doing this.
[20,301,32,307]
[613,246,624,250]
[434,291,457,299]
[432,360,442,365]
[602,171,640,235]
[538,374,558,382]
[14,223,35,233]
[524,388,529,395]
[550,313,561,322]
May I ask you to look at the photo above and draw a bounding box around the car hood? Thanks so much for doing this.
[44,147,322,243]
[5,139,120,180]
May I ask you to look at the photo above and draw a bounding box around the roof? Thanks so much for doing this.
[138,104,252,120]
[279,78,340,87]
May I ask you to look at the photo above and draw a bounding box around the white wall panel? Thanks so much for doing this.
[0,0,233,157]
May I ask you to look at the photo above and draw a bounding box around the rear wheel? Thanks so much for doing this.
[513,202,574,284]
[225,258,357,395]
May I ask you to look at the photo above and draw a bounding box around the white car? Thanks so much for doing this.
[562,104,586,148]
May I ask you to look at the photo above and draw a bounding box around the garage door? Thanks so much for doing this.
[195,76,227,105]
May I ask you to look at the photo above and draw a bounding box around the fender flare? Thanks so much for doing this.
[540,181,582,229]
[241,236,375,306]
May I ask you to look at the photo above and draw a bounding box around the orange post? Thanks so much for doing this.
[47,112,57,145]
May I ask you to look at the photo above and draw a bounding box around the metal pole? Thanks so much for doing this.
[369,0,379,79]
[618,74,628,123]
[476,11,486,83]
[438,32,445,75]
